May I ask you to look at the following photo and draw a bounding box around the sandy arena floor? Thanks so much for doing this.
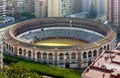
[34,38,87,46]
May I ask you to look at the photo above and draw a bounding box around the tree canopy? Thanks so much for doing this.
[0,64,41,78]
[86,5,97,19]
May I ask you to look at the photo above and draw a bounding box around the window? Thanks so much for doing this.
[43,53,47,59]
[37,52,41,58]
[23,49,26,56]
[71,62,76,64]
[99,47,103,53]
[104,46,106,50]
[65,53,69,59]
[11,47,13,53]
[88,51,92,57]
[59,62,64,65]
[6,44,8,49]
[83,52,87,58]
[71,53,76,59]
[8,45,11,51]
[28,51,31,57]
[59,53,64,60]
[93,50,97,56]
[49,53,53,59]
[107,44,109,50]
[19,48,22,55]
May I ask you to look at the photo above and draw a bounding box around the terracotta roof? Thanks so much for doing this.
[82,48,120,78]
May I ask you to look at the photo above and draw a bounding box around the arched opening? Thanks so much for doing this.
[107,44,109,50]
[88,51,92,58]
[8,45,11,51]
[28,51,31,57]
[11,46,13,53]
[43,53,47,59]
[6,44,8,49]
[83,52,87,59]
[65,53,69,59]
[93,50,97,56]
[19,48,22,55]
[65,62,70,68]
[49,53,53,59]
[104,46,106,50]
[23,49,26,56]
[71,53,76,59]
[37,52,41,58]
[59,53,64,60]
[99,47,103,54]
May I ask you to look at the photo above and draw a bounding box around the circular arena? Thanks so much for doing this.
[4,17,116,68]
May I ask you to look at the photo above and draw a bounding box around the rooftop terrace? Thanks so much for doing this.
[82,47,120,78]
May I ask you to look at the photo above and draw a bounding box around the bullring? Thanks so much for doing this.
[4,17,116,68]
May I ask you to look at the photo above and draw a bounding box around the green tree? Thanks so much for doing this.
[86,5,97,19]
[1,64,41,78]
[21,12,35,19]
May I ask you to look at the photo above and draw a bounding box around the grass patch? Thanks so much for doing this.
[3,54,82,78]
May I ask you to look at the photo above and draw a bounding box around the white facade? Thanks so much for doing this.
[48,0,75,17]
[35,0,46,18]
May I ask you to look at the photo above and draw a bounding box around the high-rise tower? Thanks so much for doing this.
[83,0,107,15]
[48,0,74,17]
[35,0,47,18]
[108,0,120,28]
[0,0,6,20]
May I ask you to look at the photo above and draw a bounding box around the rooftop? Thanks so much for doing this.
[82,47,120,78]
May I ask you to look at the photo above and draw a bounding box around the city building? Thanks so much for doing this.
[48,0,74,17]
[67,0,75,15]
[35,0,47,18]
[83,0,91,12]
[67,12,107,23]
[0,0,15,27]
[97,0,107,14]
[28,0,35,13]
[74,0,82,13]
[82,47,120,78]
[83,0,107,15]
[6,0,13,15]
[8,0,35,16]
[108,0,120,28]
[0,0,6,20]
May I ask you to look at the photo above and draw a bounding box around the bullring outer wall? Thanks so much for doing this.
[4,17,117,68]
